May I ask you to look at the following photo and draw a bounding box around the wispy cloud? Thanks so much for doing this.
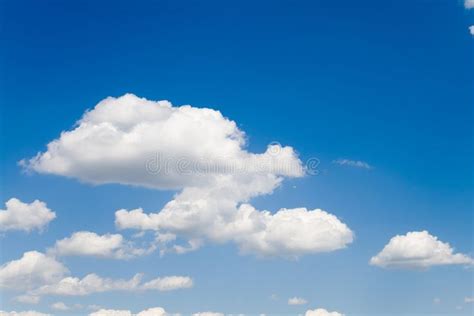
[465,0,474,9]
[288,297,307,305]
[332,158,373,170]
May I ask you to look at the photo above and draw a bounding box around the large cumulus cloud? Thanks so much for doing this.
[24,94,353,258]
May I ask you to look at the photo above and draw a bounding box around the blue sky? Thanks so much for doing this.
[0,0,473,315]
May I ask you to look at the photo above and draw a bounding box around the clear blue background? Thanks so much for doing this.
[0,0,473,315]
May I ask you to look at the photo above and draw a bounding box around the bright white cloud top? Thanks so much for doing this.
[24,93,303,189]
[23,94,353,258]
[305,308,345,316]
[370,231,473,269]
[465,0,474,9]
[0,198,56,232]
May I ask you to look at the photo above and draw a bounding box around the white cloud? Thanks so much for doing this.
[370,231,473,269]
[433,297,441,304]
[469,25,474,35]
[89,310,132,316]
[332,158,372,170]
[32,273,192,296]
[0,312,50,316]
[50,302,69,311]
[30,272,140,296]
[288,297,307,305]
[0,198,55,232]
[136,308,168,316]
[0,250,192,302]
[465,0,474,9]
[192,313,224,316]
[89,308,169,316]
[23,94,352,258]
[141,276,193,291]
[0,251,68,291]
[116,204,353,258]
[14,295,40,305]
[305,309,344,316]
[50,231,153,259]
[465,297,474,303]
[23,94,303,190]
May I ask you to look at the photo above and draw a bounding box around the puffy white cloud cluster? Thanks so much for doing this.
[24,94,353,258]
[116,204,353,258]
[0,251,192,302]
[370,231,473,269]
[32,273,143,296]
[0,198,55,232]
[288,297,307,305]
[50,231,154,259]
[0,251,68,291]
[32,273,192,297]
[305,308,344,316]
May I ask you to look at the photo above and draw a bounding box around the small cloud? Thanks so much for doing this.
[433,298,441,304]
[370,231,473,269]
[465,0,474,9]
[51,302,69,311]
[465,297,474,303]
[14,295,41,305]
[332,158,372,170]
[288,297,308,305]
[0,198,56,233]
[469,26,474,36]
